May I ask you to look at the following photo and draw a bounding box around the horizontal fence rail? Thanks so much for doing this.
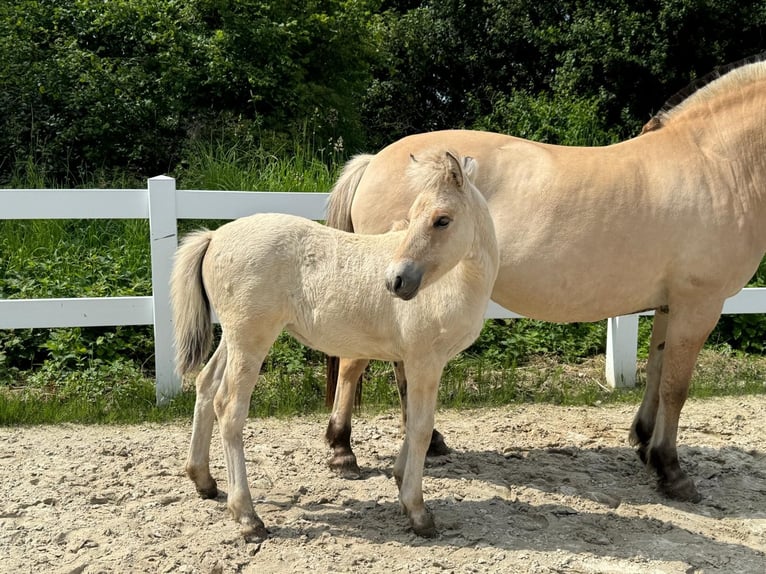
[2,176,766,403]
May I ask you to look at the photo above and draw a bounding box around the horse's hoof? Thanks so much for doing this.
[659,476,702,503]
[328,453,362,480]
[427,429,452,457]
[242,518,269,544]
[635,444,648,464]
[409,509,436,538]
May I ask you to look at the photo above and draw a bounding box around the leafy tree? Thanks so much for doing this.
[0,0,379,183]
[361,0,766,149]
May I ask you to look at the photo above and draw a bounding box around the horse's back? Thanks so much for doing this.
[350,128,763,321]
[351,130,528,233]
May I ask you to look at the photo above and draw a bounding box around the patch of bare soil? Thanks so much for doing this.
[1,396,765,573]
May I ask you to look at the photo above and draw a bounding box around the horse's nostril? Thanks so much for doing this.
[394,275,403,292]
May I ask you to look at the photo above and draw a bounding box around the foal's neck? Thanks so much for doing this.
[456,209,498,291]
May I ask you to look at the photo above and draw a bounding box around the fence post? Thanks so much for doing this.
[605,314,639,388]
[148,176,181,404]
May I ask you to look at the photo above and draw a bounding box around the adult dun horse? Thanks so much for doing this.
[325,56,766,503]
[171,150,499,540]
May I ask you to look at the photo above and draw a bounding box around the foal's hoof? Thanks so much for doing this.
[328,453,362,480]
[409,509,437,538]
[187,467,219,499]
[427,429,452,457]
[659,476,702,503]
[242,518,270,544]
[194,480,218,499]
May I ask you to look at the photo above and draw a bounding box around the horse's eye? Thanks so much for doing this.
[433,216,451,229]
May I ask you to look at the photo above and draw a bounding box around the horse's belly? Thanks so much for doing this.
[491,259,665,322]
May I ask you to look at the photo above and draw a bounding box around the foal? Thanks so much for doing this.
[170,150,499,541]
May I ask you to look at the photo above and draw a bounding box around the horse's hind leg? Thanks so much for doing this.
[629,307,669,462]
[325,357,369,478]
[187,340,227,498]
[393,361,450,457]
[643,299,722,502]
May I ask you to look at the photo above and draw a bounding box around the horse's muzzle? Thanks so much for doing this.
[385,261,424,301]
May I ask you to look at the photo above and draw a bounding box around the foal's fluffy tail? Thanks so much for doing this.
[326,153,373,232]
[170,230,214,376]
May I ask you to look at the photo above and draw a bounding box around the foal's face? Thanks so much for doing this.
[385,151,476,300]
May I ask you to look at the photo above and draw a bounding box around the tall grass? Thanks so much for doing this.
[2,141,766,425]
[177,139,341,192]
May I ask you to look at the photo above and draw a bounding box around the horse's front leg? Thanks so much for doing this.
[643,299,722,502]
[215,344,269,542]
[394,361,451,457]
[325,358,369,478]
[186,341,227,498]
[393,362,440,537]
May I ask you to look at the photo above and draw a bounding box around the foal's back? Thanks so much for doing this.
[201,213,416,361]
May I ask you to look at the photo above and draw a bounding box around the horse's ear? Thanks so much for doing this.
[462,156,477,182]
[445,151,464,189]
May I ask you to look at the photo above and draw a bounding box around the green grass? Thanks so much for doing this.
[2,347,765,426]
[2,142,766,425]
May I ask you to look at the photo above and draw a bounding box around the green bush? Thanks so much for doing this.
[0,0,378,184]
[473,90,622,145]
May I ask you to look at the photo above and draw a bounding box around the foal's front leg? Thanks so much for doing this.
[394,361,451,457]
[393,362,441,537]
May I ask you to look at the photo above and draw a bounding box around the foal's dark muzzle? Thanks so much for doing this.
[385,261,424,301]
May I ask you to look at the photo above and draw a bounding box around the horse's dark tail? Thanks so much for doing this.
[324,154,373,406]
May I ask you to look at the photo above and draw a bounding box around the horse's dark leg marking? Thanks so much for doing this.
[649,444,701,502]
[394,361,451,457]
[325,421,359,477]
[326,358,369,478]
[428,429,451,457]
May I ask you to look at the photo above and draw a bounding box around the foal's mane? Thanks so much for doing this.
[406,149,462,192]
[642,53,766,133]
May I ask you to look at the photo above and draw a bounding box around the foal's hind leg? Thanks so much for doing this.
[642,299,722,502]
[326,358,369,477]
[187,340,227,498]
[629,307,668,462]
[215,331,278,543]
[394,361,450,457]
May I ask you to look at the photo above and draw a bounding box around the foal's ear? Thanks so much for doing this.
[445,150,464,189]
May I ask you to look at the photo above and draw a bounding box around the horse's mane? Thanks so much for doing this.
[641,52,766,134]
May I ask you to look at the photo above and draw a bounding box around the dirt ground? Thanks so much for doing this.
[1,395,765,574]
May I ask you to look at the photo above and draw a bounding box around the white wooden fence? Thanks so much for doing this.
[2,176,765,404]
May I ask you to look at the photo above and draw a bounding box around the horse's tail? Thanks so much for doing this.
[170,230,214,376]
[324,153,373,406]
[326,153,373,232]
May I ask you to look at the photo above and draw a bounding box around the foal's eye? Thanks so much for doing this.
[433,216,451,229]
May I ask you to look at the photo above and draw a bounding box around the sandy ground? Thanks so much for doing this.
[1,395,765,574]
